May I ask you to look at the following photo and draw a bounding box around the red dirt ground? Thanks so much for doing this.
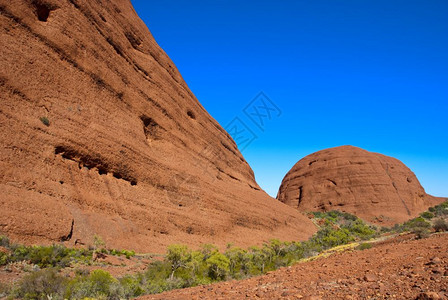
[142,233,448,300]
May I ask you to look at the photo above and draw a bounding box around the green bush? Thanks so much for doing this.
[8,244,91,268]
[314,210,357,223]
[430,201,448,217]
[224,246,247,278]
[413,226,430,239]
[393,216,432,236]
[406,217,431,229]
[144,260,172,294]
[311,227,346,249]
[357,243,372,250]
[109,249,135,259]
[342,219,377,240]
[0,252,7,266]
[420,211,435,220]
[14,268,67,300]
[93,235,105,251]
[166,244,192,279]
[0,236,10,248]
[119,275,145,298]
[0,211,398,299]
[66,269,122,299]
[206,252,230,280]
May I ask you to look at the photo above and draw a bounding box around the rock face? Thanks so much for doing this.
[0,0,316,252]
[277,146,443,224]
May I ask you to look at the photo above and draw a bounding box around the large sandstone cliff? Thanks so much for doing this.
[277,146,444,225]
[0,0,316,252]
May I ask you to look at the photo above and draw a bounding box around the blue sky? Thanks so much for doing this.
[131,0,448,197]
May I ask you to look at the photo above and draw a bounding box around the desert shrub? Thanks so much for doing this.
[109,249,135,259]
[143,263,190,294]
[413,226,430,239]
[245,246,272,275]
[200,244,218,260]
[400,217,431,239]
[314,210,357,224]
[0,282,11,298]
[406,217,431,229]
[8,244,91,268]
[66,269,122,299]
[119,275,145,298]
[224,246,247,278]
[301,240,322,257]
[39,116,50,126]
[93,235,106,251]
[311,211,325,219]
[205,252,230,280]
[310,226,354,250]
[74,268,90,277]
[0,236,10,248]
[394,216,432,236]
[428,201,448,217]
[284,241,305,262]
[357,243,372,250]
[343,219,377,239]
[420,211,435,220]
[144,260,170,282]
[14,268,67,300]
[166,244,192,279]
[267,239,288,257]
[0,210,408,299]
[433,218,448,232]
[380,226,392,233]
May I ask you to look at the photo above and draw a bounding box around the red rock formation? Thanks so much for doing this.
[0,0,315,252]
[277,146,444,224]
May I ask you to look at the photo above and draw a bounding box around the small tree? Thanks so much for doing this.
[166,245,191,279]
[206,252,230,280]
[224,247,246,277]
[93,235,105,251]
[247,246,270,274]
[200,244,218,261]
[268,239,287,257]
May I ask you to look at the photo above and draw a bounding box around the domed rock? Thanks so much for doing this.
[277,146,444,224]
[0,0,315,252]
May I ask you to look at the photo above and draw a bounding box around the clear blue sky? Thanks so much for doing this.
[131,0,448,198]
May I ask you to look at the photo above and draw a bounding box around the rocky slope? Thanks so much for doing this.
[277,146,443,225]
[0,0,315,252]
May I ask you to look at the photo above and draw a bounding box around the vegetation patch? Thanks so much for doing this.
[2,202,447,299]
[386,200,448,238]
[357,242,373,250]
[39,116,50,126]
[0,244,91,268]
